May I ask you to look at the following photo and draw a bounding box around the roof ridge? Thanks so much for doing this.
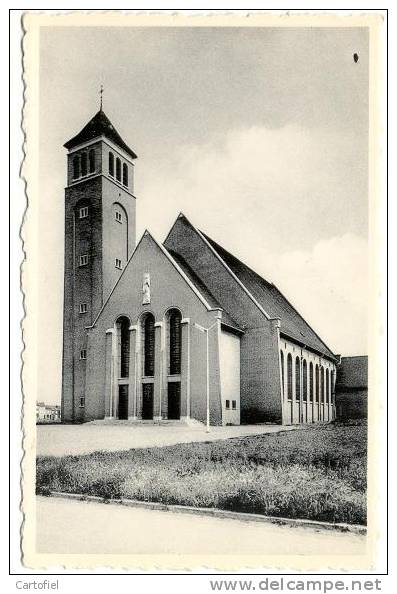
[202,231,336,360]
[167,213,271,319]
[168,248,242,330]
[270,283,336,358]
[201,232,275,289]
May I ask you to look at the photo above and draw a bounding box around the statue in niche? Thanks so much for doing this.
[142,272,151,305]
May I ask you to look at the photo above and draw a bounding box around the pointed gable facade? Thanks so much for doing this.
[84,230,225,424]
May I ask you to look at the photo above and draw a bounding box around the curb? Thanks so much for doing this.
[47,491,367,535]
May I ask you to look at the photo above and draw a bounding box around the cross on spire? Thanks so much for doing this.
[99,85,104,110]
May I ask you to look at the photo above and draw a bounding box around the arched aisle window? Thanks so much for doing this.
[302,359,307,402]
[167,309,182,375]
[309,362,314,402]
[89,149,95,173]
[280,351,285,397]
[287,354,293,401]
[326,369,330,403]
[295,356,301,401]
[116,316,130,378]
[122,163,129,187]
[320,367,325,404]
[143,313,155,377]
[116,157,121,182]
[315,364,319,402]
[72,155,80,179]
[331,370,336,404]
[109,152,114,177]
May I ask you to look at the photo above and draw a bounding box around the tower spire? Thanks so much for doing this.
[99,84,104,111]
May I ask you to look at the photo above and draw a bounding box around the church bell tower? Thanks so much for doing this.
[61,107,137,422]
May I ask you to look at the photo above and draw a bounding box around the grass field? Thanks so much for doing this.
[36,421,367,525]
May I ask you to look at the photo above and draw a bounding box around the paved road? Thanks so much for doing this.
[37,423,297,456]
[36,496,366,556]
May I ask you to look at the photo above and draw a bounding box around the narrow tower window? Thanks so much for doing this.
[79,206,88,219]
[72,155,80,180]
[109,152,114,177]
[116,157,121,182]
[122,163,128,187]
[79,254,88,267]
[81,152,87,177]
[79,303,88,314]
[88,149,95,173]
[115,258,122,270]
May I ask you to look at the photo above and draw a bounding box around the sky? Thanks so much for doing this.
[38,25,369,405]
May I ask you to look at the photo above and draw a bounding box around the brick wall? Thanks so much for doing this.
[336,389,367,420]
[240,324,282,423]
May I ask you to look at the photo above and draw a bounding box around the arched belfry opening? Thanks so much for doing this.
[116,316,130,420]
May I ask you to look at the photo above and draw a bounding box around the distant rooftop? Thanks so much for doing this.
[36,402,61,409]
[336,356,368,389]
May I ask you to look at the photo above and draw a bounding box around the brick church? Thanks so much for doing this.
[61,108,338,426]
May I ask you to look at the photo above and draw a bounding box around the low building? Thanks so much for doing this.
[36,403,61,423]
[335,356,368,420]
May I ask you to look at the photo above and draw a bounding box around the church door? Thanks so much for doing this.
[118,385,128,420]
[167,382,181,420]
[142,383,154,420]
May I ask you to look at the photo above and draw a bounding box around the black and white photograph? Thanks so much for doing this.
[15,10,386,574]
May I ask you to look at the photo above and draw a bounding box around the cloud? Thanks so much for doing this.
[138,124,368,355]
[138,123,367,254]
[263,233,368,355]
